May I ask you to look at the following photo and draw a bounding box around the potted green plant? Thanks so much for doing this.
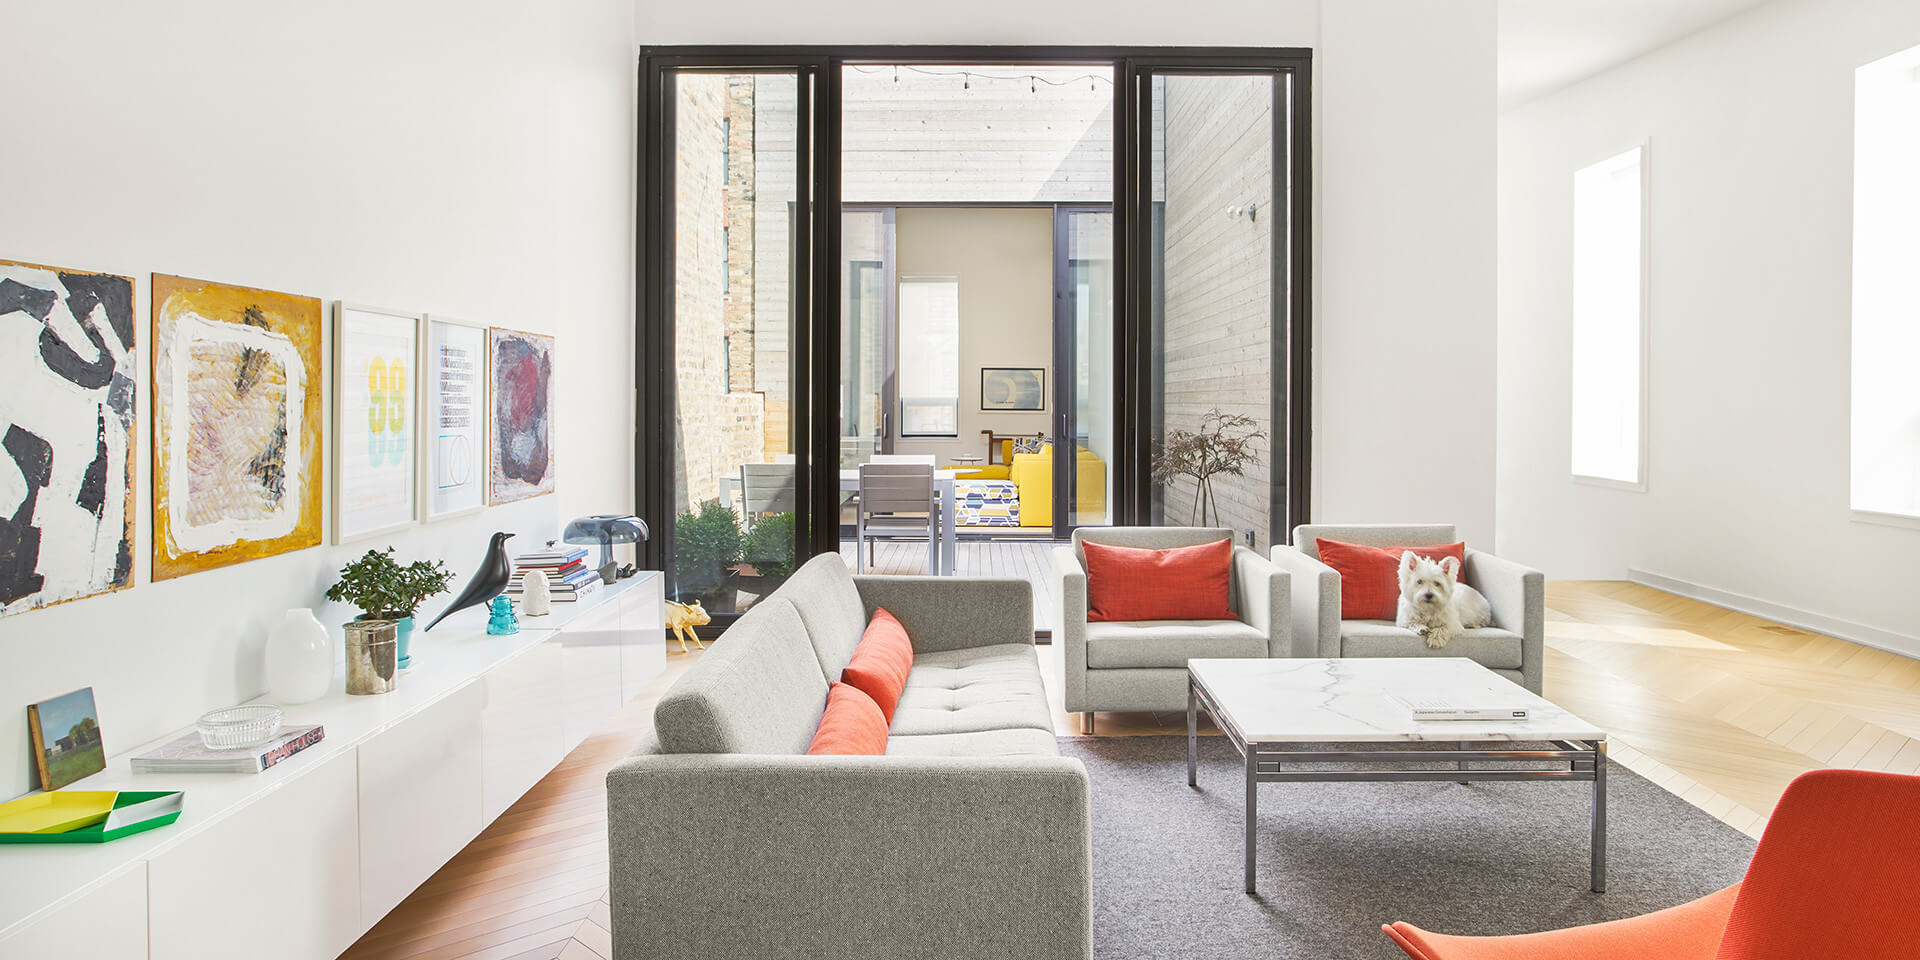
[325,548,455,670]
[737,511,796,601]
[673,501,743,613]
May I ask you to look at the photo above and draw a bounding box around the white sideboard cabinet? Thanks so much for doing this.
[0,572,665,960]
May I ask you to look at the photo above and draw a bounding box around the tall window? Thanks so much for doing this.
[897,276,959,436]
[1570,145,1647,486]
[1852,45,1920,521]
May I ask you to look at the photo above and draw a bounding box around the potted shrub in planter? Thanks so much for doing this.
[736,511,796,603]
[673,501,742,613]
[325,548,455,670]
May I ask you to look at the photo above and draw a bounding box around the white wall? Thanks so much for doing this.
[1315,0,1500,546]
[638,0,1503,547]
[1497,0,1919,651]
[0,0,636,798]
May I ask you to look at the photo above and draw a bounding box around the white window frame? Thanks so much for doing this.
[1850,46,1920,529]
[896,275,961,438]
[1569,142,1651,491]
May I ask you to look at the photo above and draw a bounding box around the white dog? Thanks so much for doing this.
[1396,551,1492,649]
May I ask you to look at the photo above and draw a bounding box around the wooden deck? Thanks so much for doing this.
[837,537,1061,631]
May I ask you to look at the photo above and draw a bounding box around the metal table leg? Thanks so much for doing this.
[1244,744,1258,894]
[1591,739,1608,893]
[1187,681,1199,788]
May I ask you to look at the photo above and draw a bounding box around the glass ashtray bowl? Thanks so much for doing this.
[197,704,284,749]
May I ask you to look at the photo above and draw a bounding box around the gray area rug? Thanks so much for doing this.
[1062,736,1757,959]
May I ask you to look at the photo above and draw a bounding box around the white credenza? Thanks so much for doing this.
[0,572,664,960]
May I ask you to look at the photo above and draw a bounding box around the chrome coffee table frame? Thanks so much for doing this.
[1186,666,1607,895]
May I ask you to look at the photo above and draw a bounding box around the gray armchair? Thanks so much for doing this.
[1270,523,1545,693]
[1053,527,1290,734]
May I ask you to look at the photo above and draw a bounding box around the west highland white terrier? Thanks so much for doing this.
[1396,551,1492,649]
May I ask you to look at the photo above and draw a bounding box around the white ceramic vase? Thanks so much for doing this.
[266,608,334,704]
[522,570,552,616]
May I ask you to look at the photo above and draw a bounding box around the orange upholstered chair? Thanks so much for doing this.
[1383,769,1920,960]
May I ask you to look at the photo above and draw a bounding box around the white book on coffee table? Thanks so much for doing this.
[1386,691,1530,722]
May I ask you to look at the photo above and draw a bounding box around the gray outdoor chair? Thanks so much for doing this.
[739,463,795,533]
[1270,523,1546,693]
[1052,527,1290,734]
[854,463,937,574]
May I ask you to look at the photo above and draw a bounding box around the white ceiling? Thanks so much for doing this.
[1499,0,1779,108]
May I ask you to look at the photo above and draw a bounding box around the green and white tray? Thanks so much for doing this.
[0,791,185,844]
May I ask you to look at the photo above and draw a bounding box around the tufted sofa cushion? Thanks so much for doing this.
[887,643,1054,736]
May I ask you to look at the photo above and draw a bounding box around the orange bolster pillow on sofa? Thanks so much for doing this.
[806,682,889,756]
[841,608,914,723]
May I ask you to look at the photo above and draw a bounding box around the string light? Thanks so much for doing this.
[847,63,1114,91]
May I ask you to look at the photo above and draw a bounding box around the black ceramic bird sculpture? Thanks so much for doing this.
[424,532,515,631]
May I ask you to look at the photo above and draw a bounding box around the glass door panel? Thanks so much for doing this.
[841,208,893,467]
[1058,207,1114,530]
[1144,73,1286,548]
[667,71,801,615]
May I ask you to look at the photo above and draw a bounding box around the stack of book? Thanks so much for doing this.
[130,725,325,774]
[506,546,600,603]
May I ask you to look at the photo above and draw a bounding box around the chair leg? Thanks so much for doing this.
[855,517,866,573]
[1081,712,1095,735]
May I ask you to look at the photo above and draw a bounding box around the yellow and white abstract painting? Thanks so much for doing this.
[151,274,323,581]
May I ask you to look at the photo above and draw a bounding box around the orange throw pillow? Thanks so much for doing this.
[842,608,914,723]
[1082,538,1235,622]
[806,682,888,756]
[1315,538,1467,621]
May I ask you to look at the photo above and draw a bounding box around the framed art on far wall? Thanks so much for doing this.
[332,303,421,543]
[420,315,489,520]
[980,367,1046,411]
[487,327,554,504]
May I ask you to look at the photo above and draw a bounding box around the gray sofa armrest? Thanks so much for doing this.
[1465,548,1545,693]
[1269,547,1341,658]
[1230,547,1291,658]
[1051,546,1090,713]
[852,575,1033,653]
[607,752,1093,960]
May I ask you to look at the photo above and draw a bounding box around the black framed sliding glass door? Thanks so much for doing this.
[639,47,1310,628]
[637,57,830,622]
[1121,57,1310,550]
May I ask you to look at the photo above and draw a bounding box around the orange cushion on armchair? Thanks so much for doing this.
[1082,538,1235,622]
[1316,538,1466,620]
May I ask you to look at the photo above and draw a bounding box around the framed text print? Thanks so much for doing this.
[331,303,420,543]
[420,315,489,520]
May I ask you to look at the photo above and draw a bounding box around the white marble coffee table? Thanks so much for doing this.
[1186,658,1609,894]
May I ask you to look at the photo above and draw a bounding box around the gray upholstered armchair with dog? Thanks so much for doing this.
[1268,523,1546,693]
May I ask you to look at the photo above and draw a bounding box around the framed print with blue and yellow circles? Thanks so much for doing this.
[331,302,420,543]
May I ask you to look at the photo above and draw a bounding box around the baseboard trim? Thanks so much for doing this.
[1626,568,1919,661]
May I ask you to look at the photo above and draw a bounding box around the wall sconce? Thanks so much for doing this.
[1226,202,1259,222]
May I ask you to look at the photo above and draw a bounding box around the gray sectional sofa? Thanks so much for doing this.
[605,555,1091,960]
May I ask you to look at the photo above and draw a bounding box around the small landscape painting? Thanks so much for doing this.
[28,686,105,791]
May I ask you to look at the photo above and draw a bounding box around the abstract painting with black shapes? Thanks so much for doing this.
[0,260,137,618]
[151,274,323,581]
[487,327,555,503]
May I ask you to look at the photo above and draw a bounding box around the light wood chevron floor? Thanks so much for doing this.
[341,568,1920,958]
